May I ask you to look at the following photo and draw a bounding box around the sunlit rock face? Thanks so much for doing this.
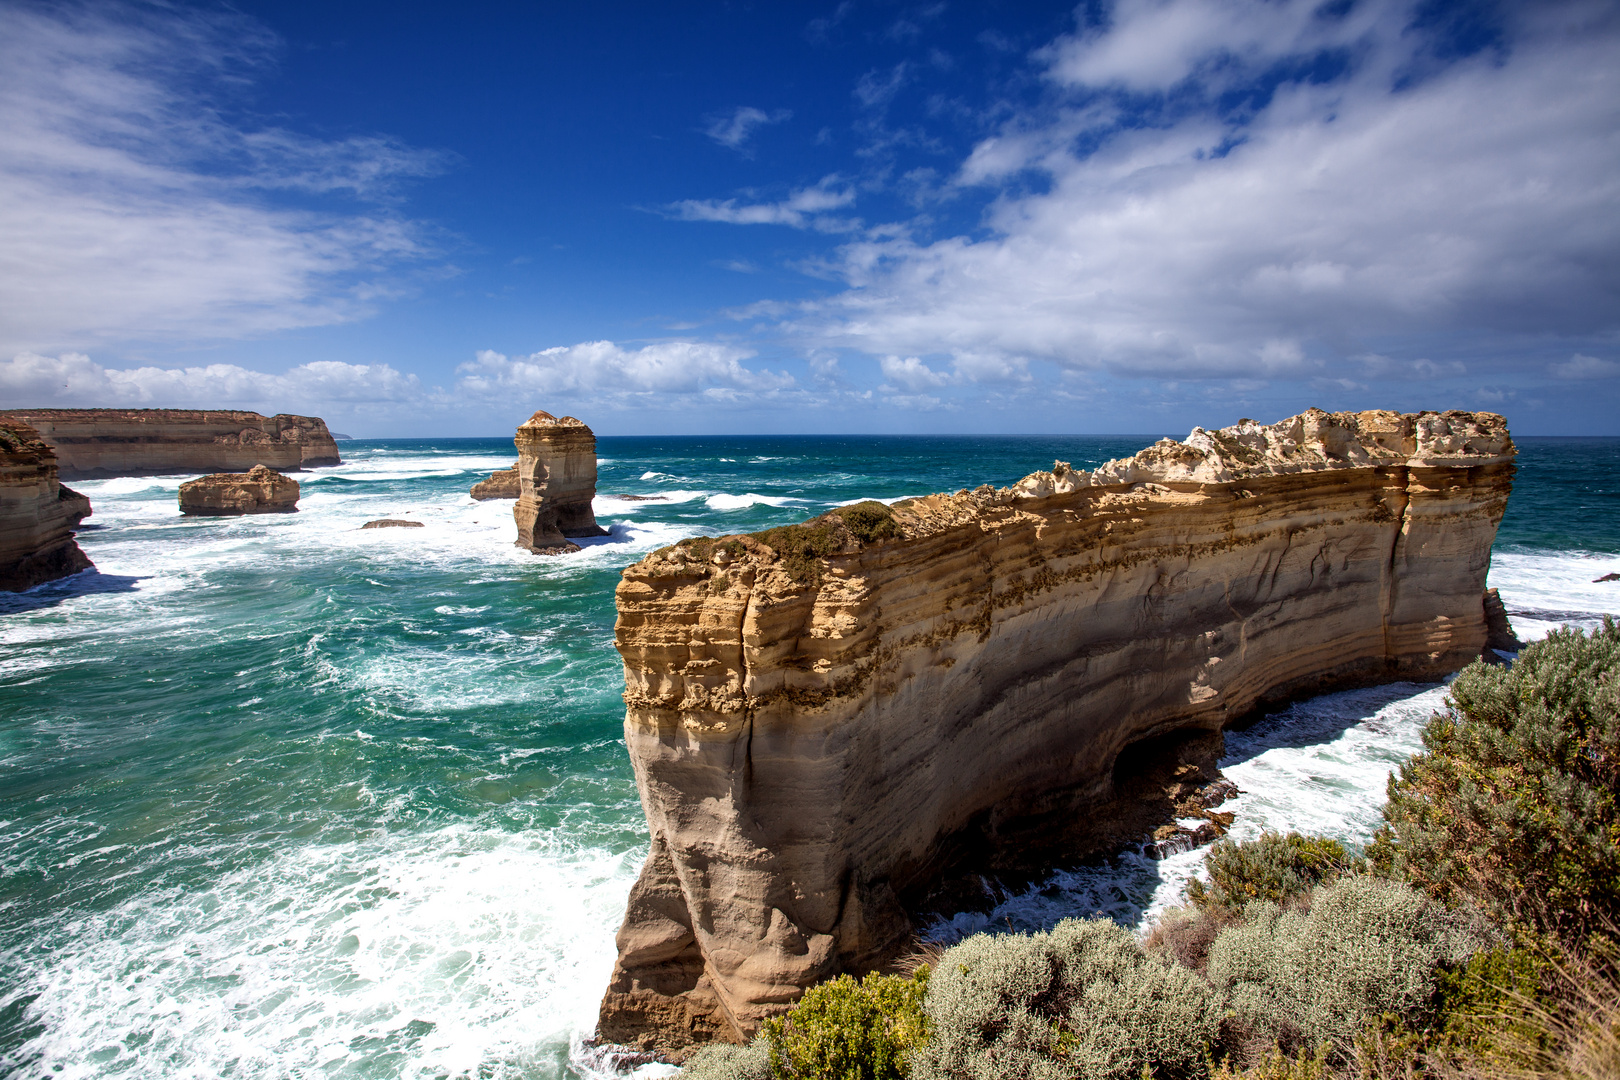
[596,408,1516,1056]
[0,409,341,479]
[512,411,607,555]
[0,419,93,592]
[471,463,520,500]
[178,464,300,516]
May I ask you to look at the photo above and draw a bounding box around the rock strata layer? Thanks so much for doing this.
[599,408,1516,1055]
[0,420,94,592]
[471,463,520,500]
[0,409,341,479]
[179,465,300,516]
[513,411,607,554]
[362,519,424,529]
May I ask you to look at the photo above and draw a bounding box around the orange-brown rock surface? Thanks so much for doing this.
[597,408,1516,1055]
[1,420,93,592]
[513,411,607,554]
[471,462,520,500]
[0,409,341,479]
[178,465,300,516]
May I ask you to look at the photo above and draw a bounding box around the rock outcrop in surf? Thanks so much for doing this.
[179,465,300,516]
[513,411,607,555]
[0,409,341,479]
[0,419,94,592]
[597,408,1517,1056]
[471,463,520,500]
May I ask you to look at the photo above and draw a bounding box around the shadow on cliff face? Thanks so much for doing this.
[0,569,145,615]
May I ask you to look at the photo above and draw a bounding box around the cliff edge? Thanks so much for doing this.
[1,420,94,592]
[0,409,341,479]
[598,408,1515,1055]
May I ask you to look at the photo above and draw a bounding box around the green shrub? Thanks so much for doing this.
[915,918,1220,1080]
[1187,833,1356,911]
[1370,618,1620,937]
[1205,876,1486,1057]
[834,501,901,544]
[762,969,929,1080]
[682,1038,774,1080]
[754,519,841,586]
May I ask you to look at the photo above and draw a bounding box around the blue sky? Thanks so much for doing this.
[1,0,1617,436]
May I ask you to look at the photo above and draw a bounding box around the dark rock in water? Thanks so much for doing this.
[179,465,299,516]
[1,419,95,591]
[362,519,424,529]
[471,463,520,500]
[615,493,667,502]
[1482,587,1522,659]
[1596,573,1620,583]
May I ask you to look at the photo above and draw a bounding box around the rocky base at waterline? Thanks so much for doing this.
[179,465,300,516]
[0,420,93,592]
[0,408,341,479]
[599,408,1516,1056]
[513,411,608,554]
[471,463,520,500]
[361,519,424,529]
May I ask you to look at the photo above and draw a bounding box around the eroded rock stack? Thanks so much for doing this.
[598,408,1516,1055]
[0,420,94,592]
[513,411,607,554]
[471,463,520,500]
[178,465,300,516]
[0,409,341,479]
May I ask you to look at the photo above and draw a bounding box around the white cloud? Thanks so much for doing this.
[777,0,1620,381]
[1551,353,1620,379]
[0,2,444,356]
[668,176,858,231]
[455,341,795,400]
[878,355,952,391]
[705,106,792,150]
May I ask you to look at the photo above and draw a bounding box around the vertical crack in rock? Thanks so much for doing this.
[599,408,1516,1059]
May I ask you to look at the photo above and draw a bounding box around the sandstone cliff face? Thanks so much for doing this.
[1,420,94,592]
[0,409,341,479]
[598,408,1516,1054]
[178,465,300,516]
[513,411,607,554]
[471,463,520,500]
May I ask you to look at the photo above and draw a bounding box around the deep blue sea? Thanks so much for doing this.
[2,435,1616,1079]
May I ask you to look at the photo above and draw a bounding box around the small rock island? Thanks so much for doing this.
[0,419,94,592]
[470,463,520,500]
[179,465,300,516]
[598,408,1517,1056]
[512,411,607,554]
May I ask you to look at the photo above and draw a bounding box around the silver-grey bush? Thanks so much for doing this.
[679,1038,773,1080]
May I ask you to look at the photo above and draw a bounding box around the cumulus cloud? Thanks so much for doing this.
[0,1,445,356]
[878,355,952,391]
[705,106,792,150]
[1551,353,1620,379]
[455,341,795,400]
[780,0,1620,381]
[668,175,857,231]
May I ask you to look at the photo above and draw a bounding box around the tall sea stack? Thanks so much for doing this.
[0,409,341,479]
[513,411,607,554]
[597,408,1516,1056]
[1,420,94,592]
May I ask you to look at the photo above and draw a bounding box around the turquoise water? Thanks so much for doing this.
[2,435,1616,1079]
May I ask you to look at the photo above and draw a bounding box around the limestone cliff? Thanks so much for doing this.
[179,465,300,516]
[598,408,1516,1055]
[1,420,94,592]
[513,411,607,554]
[0,409,341,479]
[471,463,520,500]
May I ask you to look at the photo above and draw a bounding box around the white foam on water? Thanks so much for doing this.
[4,826,640,1080]
[704,493,803,511]
[1489,549,1620,641]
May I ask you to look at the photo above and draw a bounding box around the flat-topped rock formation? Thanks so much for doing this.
[598,408,1516,1055]
[362,519,424,529]
[471,463,520,500]
[513,411,607,554]
[0,409,341,479]
[0,420,94,592]
[178,465,299,516]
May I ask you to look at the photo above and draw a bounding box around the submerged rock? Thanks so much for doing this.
[179,465,299,516]
[470,463,520,500]
[0,419,94,592]
[598,407,1518,1055]
[512,411,607,555]
[361,519,424,529]
[0,408,340,479]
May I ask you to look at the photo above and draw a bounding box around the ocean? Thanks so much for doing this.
[2,435,1617,1079]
